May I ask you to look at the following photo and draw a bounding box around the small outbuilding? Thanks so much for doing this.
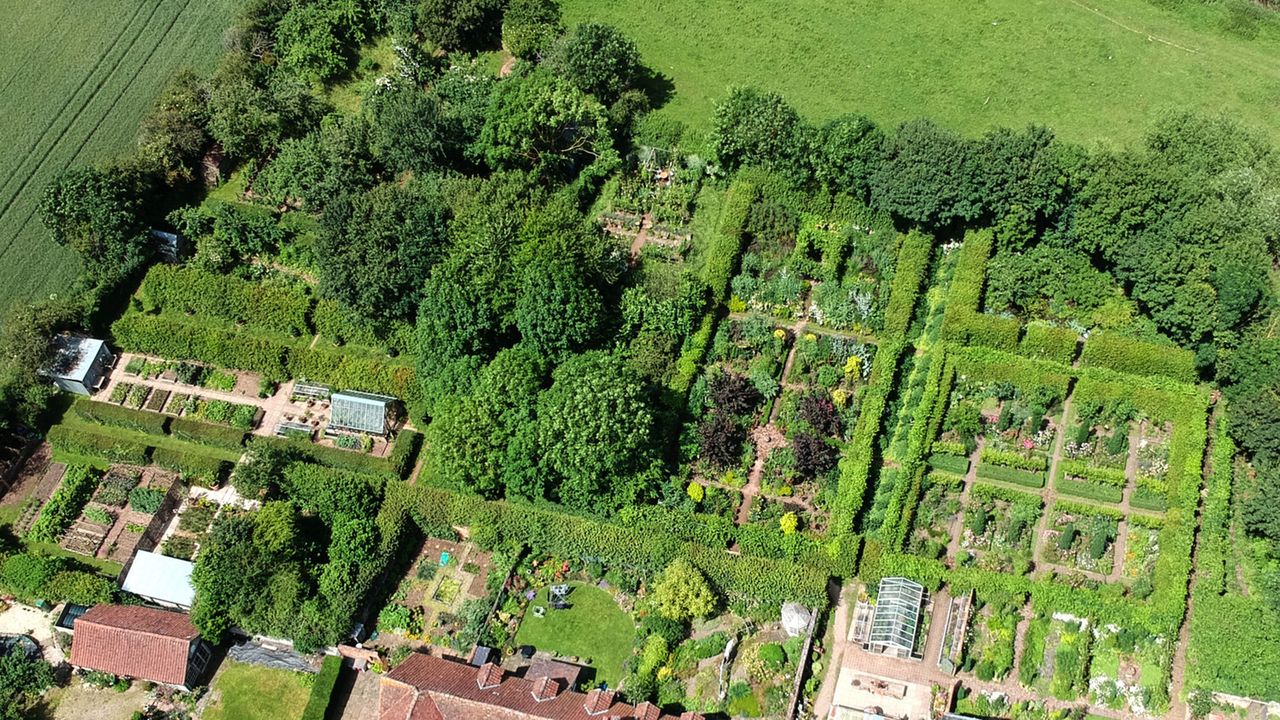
[70,605,211,689]
[866,577,925,658]
[121,550,196,610]
[42,335,114,396]
[329,390,396,436]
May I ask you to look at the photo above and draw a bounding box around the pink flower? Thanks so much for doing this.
[1022,438,1035,450]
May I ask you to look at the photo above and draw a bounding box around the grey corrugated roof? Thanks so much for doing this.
[48,335,104,382]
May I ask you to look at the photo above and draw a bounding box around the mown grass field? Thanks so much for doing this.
[562,0,1280,146]
[0,0,236,313]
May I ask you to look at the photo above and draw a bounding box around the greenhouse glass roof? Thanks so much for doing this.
[329,390,395,435]
[867,577,924,653]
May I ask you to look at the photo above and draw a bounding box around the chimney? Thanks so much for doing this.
[475,662,504,690]
[583,688,615,715]
[530,675,562,701]
[634,701,661,720]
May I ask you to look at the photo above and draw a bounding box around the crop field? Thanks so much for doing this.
[0,0,235,313]
[563,0,1280,145]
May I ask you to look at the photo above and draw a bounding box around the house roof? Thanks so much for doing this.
[379,653,703,720]
[122,550,196,608]
[330,390,395,434]
[70,605,199,685]
[46,335,105,382]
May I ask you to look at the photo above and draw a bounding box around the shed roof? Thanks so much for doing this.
[122,550,196,608]
[47,335,105,382]
[70,605,199,685]
[330,390,395,434]
[867,577,924,652]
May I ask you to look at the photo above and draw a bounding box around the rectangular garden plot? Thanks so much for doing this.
[1088,626,1170,715]
[955,483,1041,575]
[1041,502,1122,577]
[1018,615,1093,701]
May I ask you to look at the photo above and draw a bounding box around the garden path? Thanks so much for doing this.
[945,439,985,563]
[1167,398,1221,720]
[735,296,813,526]
[811,584,852,719]
[627,212,653,261]
[1031,389,1073,570]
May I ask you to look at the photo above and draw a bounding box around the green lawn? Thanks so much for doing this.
[204,661,311,720]
[563,0,1280,146]
[513,582,636,687]
[0,0,236,317]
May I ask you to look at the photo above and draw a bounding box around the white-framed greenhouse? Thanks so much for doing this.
[866,576,925,658]
[329,390,396,435]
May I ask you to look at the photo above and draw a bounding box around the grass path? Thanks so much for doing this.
[563,0,1280,145]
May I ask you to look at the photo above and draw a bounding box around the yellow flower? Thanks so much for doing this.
[843,356,862,377]
[773,328,786,340]
[831,388,849,408]
[803,332,817,343]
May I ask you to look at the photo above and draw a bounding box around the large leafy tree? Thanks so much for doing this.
[514,258,604,358]
[367,83,446,176]
[38,164,151,286]
[0,653,54,720]
[275,3,357,83]
[427,346,547,498]
[813,114,885,199]
[416,0,504,51]
[544,23,640,105]
[475,70,612,180]
[537,351,655,510]
[502,0,563,59]
[710,86,809,180]
[871,118,982,226]
[318,182,449,321]
[259,114,377,210]
[136,70,210,183]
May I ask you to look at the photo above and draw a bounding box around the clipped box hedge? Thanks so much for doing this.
[301,655,343,720]
[1080,331,1197,384]
[927,453,970,475]
[975,463,1045,488]
[151,447,229,487]
[48,426,150,465]
[1131,486,1168,512]
[389,430,422,480]
[1055,477,1123,504]
[169,417,247,450]
[73,399,169,436]
[1019,324,1079,365]
[980,448,1048,471]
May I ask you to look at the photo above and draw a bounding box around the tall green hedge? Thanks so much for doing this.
[1019,324,1078,365]
[301,655,343,720]
[111,312,421,412]
[1080,331,1197,384]
[48,426,150,465]
[73,399,169,436]
[151,447,229,486]
[832,231,932,539]
[169,417,247,450]
[141,265,312,337]
[398,482,832,611]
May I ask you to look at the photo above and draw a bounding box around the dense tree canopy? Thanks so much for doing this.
[502,0,563,59]
[318,182,449,321]
[544,23,641,105]
[38,164,152,286]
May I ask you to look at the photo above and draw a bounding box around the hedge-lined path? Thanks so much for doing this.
[945,438,985,563]
[811,584,852,719]
[1167,398,1221,720]
[1032,389,1074,570]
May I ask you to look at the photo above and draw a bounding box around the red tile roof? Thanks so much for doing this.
[379,653,703,720]
[70,605,200,686]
